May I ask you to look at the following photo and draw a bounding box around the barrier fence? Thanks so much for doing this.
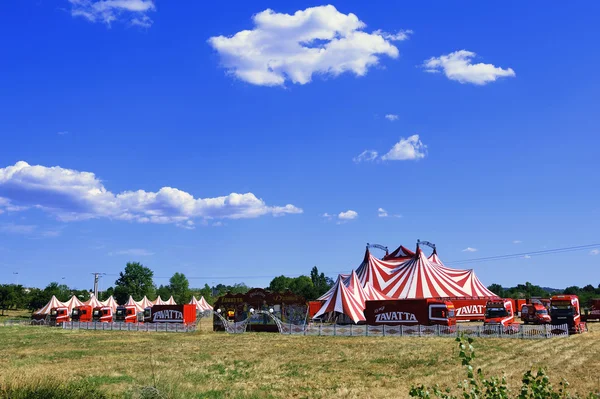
[61,321,196,333]
[278,323,571,339]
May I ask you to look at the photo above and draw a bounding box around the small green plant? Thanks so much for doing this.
[409,335,599,399]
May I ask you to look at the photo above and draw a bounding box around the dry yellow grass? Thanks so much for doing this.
[1,320,599,398]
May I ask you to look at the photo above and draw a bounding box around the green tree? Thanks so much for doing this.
[289,275,316,300]
[156,285,171,301]
[114,262,156,304]
[487,284,505,297]
[43,282,71,302]
[310,266,333,298]
[168,272,191,305]
[0,284,26,315]
[25,288,48,312]
[268,275,293,292]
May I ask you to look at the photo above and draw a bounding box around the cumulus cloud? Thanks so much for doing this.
[353,150,378,163]
[462,247,478,252]
[338,210,358,220]
[208,5,409,86]
[0,161,302,226]
[381,135,427,161]
[109,248,154,256]
[68,0,156,27]
[591,249,600,256]
[423,50,515,85]
[377,207,401,218]
[385,114,398,121]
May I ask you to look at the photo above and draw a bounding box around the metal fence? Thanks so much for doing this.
[279,323,570,339]
[1,319,48,327]
[61,322,196,333]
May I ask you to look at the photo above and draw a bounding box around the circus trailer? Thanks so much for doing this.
[213,288,307,332]
[92,306,114,323]
[146,305,196,325]
[449,298,490,321]
[520,303,551,324]
[48,307,70,326]
[550,295,584,333]
[582,298,600,322]
[115,305,138,323]
[71,305,92,322]
[484,299,515,327]
[364,299,456,326]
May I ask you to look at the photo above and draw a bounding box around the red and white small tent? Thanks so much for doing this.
[102,296,118,311]
[347,270,368,307]
[125,296,145,313]
[85,294,103,308]
[35,295,65,315]
[363,282,392,301]
[63,295,84,313]
[138,296,153,309]
[313,276,366,324]
[190,296,213,311]
[165,296,176,305]
[153,296,166,305]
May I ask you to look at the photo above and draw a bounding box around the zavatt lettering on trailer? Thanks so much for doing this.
[456,304,484,316]
[375,312,418,323]
[152,309,183,322]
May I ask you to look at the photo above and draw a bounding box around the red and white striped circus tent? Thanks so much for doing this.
[85,294,103,308]
[102,296,118,311]
[190,296,213,311]
[125,296,145,313]
[35,295,65,315]
[63,295,84,312]
[165,296,177,305]
[313,276,366,323]
[138,296,153,309]
[313,243,497,323]
[153,296,166,305]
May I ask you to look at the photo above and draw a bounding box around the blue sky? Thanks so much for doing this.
[1,1,599,291]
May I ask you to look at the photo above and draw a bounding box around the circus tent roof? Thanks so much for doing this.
[190,296,213,311]
[138,296,153,309]
[85,294,103,308]
[63,295,84,312]
[125,296,145,313]
[102,296,118,311]
[153,296,166,305]
[347,270,367,307]
[165,296,177,305]
[313,276,365,324]
[35,295,65,315]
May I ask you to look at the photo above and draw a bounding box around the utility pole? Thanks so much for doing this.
[91,273,105,298]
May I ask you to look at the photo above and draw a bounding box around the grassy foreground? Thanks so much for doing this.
[0,320,599,398]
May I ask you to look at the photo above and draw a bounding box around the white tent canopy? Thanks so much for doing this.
[190,296,213,311]
[35,295,65,315]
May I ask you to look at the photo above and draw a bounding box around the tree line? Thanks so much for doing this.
[0,262,334,314]
[487,281,600,306]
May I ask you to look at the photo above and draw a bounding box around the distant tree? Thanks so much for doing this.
[43,282,71,302]
[563,286,581,295]
[168,272,191,304]
[268,276,293,292]
[190,284,214,305]
[289,275,316,300]
[114,262,156,304]
[25,288,48,312]
[100,287,114,301]
[0,284,26,315]
[310,266,334,299]
[156,285,171,301]
[71,289,90,302]
[487,284,504,297]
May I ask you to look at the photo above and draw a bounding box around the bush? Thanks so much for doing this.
[409,336,599,399]
[0,381,108,399]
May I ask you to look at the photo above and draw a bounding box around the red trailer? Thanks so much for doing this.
[484,299,515,327]
[550,295,585,333]
[521,303,551,324]
[308,301,324,319]
[365,299,456,326]
[146,304,197,325]
[448,297,489,321]
[115,305,139,323]
[92,306,114,323]
[71,305,93,322]
[49,307,70,325]
[582,299,600,322]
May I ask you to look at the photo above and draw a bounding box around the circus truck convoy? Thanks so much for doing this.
[49,304,196,325]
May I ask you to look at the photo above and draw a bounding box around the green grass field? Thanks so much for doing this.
[1,320,599,398]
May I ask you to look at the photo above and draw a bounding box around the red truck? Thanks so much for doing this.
[92,306,114,323]
[449,298,489,321]
[582,299,600,322]
[48,307,70,326]
[365,299,456,326]
[143,305,197,325]
[484,299,514,327]
[520,303,551,324]
[71,305,93,322]
[550,295,585,333]
[115,305,139,323]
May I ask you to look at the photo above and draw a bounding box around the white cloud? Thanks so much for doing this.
[385,114,398,121]
[462,247,478,252]
[68,0,156,27]
[338,210,358,220]
[513,240,522,244]
[373,29,413,41]
[590,249,600,256]
[321,213,332,220]
[109,248,154,256]
[208,5,408,86]
[353,150,378,163]
[0,223,37,235]
[522,255,532,259]
[0,161,302,226]
[381,135,427,161]
[423,50,515,85]
[377,208,388,217]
